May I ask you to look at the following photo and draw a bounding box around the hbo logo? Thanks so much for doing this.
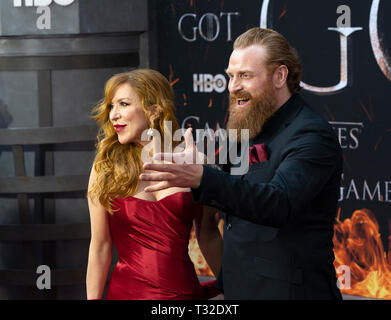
[193,74,227,93]
[13,0,75,6]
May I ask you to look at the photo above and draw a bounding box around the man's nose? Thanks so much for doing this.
[228,76,242,94]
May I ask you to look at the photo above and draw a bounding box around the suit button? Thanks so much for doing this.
[226,223,232,230]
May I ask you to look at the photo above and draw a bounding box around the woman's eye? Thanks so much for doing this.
[120,101,129,107]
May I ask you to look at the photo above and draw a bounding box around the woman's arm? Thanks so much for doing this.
[86,165,113,300]
[194,206,223,278]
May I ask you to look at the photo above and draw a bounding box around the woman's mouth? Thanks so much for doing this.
[114,124,126,133]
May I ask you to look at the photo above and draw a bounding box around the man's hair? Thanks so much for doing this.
[234,27,302,94]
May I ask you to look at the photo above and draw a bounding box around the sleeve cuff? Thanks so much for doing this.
[191,165,208,202]
[191,165,228,210]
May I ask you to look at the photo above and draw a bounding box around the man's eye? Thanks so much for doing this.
[241,73,249,79]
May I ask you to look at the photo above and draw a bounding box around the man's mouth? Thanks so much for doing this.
[237,98,250,108]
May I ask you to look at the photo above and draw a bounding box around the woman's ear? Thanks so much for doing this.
[147,104,163,123]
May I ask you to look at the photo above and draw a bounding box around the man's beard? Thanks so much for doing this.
[226,83,277,141]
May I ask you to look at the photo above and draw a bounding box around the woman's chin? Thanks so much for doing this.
[117,137,129,145]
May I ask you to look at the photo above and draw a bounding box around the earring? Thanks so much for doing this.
[147,117,159,138]
[147,120,156,137]
[147,128,155,138]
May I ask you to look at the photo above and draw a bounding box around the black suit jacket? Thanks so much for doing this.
[192,94,343,299]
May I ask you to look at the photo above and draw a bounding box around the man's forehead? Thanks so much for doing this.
[227,45,267,71]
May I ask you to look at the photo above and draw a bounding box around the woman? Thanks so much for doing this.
[86,69,222,300]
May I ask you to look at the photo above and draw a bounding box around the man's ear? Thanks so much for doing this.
[273,65,289,89]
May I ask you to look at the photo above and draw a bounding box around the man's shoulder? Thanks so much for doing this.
[292,96,335,135]
[281,95,341,156]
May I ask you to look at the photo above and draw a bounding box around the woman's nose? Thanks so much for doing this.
[109,105,120,122]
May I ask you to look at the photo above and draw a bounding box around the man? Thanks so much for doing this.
[140,28,343,300]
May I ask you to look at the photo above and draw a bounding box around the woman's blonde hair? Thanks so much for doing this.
[88,69,179,214]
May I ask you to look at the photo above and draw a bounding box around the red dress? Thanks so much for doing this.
[105,191,219,300]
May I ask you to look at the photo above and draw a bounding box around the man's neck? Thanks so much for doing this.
[274,87,292,112]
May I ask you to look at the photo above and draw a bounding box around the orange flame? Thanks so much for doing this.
[333,208,391,299]
[189,208,391,299]
[168,64,174,83]
[188,217,224,277]
[170,78,180,87]
[278,6,288,20]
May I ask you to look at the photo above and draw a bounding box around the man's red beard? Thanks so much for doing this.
[227,82,277,141]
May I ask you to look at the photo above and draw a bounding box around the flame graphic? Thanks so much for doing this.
[333,208,391,299]
[189,208,391,299]
[188,218,224,277]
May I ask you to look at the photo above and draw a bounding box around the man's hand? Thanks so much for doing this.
[139,128,204,192]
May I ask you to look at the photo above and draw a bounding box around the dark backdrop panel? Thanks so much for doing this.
[157,0,391,299]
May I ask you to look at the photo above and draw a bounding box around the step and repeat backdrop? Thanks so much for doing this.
[0,0,148,299]
[157,0,391,299]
